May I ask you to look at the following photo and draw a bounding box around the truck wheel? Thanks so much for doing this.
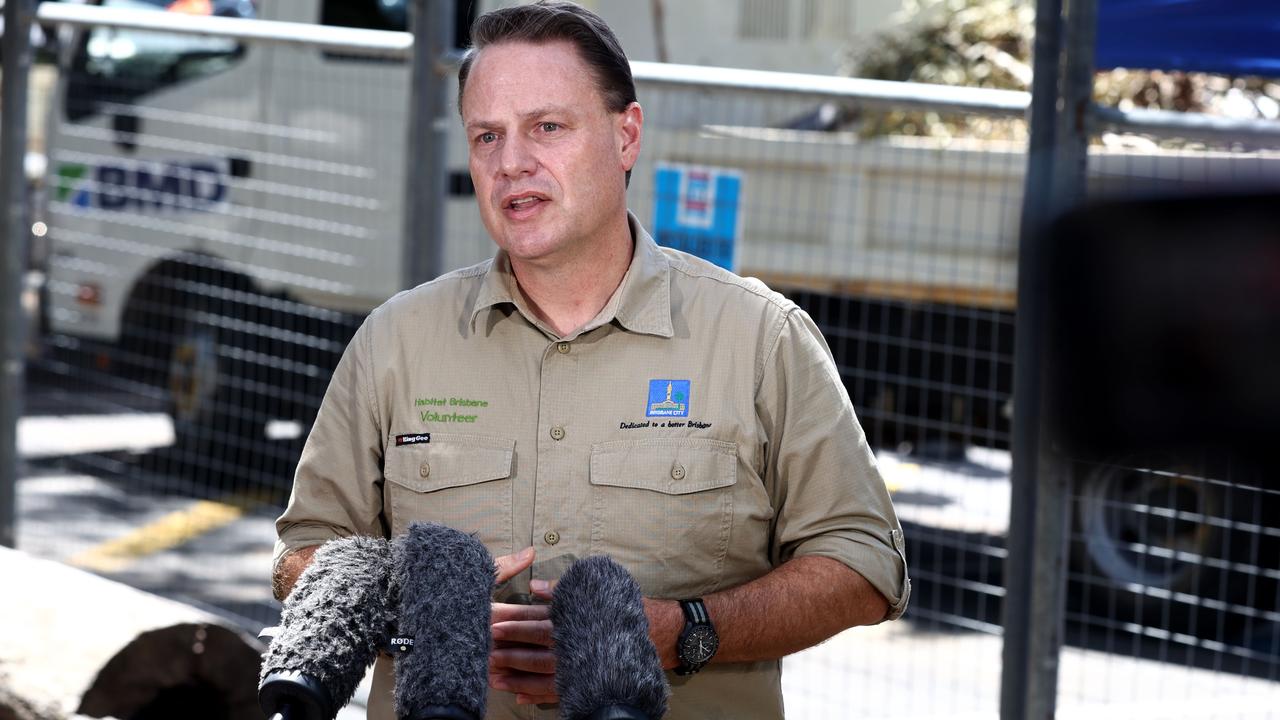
[126,259,351,493]
[163,301,294,492]
[1073,454,1228,631]
[167,313,224,451]
[119,271,187,389]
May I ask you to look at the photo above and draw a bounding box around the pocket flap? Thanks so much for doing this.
[385,433,514,492]
[590,438,737,495]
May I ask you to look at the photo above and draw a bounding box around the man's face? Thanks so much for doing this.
[461,40,642,266]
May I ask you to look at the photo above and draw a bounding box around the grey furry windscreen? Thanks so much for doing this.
[551,555,671,720]
[392,522,495,719]
[260,535,394,709]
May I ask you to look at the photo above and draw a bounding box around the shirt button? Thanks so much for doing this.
[544,530,560,546]
[419,463,430,478]
[671,464,686,481]
[557,342,570,354]
[550,426,566,441]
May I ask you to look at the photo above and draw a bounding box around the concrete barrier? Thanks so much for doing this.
[0,547,263,719]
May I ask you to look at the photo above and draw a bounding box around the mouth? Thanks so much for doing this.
[502,192,549,212]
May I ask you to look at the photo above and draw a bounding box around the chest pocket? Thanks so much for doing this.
[384,433,515,557]
[589,437,737,597]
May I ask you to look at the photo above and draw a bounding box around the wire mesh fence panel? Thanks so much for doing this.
[25,13,415,631]
[1061,455,1280,718]
[26,27,1033,712]
[24,34,1036,712]
[630,81,1025,716]
[1050,135,1280,717]
[21,7,1280,719]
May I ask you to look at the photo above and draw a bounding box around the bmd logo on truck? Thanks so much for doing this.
[55,159,230,212]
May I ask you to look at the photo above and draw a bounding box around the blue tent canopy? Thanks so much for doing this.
[1096,0,1280,76]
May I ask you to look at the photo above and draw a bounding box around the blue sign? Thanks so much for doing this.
[653,164,743,271]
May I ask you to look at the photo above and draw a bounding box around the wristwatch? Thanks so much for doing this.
[675,598,719,676]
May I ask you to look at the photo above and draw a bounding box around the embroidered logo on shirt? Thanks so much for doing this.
[414,396,488,424]
[646,379,691,417]
[395,433,432,446]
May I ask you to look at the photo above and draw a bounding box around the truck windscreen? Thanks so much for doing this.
[64,0,253,121]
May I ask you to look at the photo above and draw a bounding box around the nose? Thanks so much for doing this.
[499,134,537,178]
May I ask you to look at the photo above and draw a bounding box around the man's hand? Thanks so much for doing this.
[273,545,319,601]
[490,547,559,705]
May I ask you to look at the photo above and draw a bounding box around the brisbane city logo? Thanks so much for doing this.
[647,379,690,418]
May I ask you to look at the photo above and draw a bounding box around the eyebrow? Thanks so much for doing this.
[521,105,574,120]
[465,105,577,132]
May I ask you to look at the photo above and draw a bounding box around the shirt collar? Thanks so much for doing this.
[612,213,674,337]
[468,211,674,339]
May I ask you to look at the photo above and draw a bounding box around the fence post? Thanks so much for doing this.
[402,0,456,290]
[1,0,37,549]
[1002,0,1095,717]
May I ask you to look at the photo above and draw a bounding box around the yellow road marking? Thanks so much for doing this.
[883,462,920,495]
[70,493,267,573]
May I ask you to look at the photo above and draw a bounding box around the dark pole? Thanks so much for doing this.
[402,0,456,290]
[1001,0,1095,718]
[1,0,37,549]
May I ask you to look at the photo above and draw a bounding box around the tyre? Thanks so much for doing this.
[1072,453,1235,633]
[118,269,188,389]
[123,257,355,494]
[126,260,286,493]
[163,289,354,494]
[166,309,229,454]
[164,304,278,490]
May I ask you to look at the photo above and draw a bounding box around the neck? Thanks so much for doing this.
[510,215,634,337]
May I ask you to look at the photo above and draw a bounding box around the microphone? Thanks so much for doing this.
[259,535,395,720]
[392,522,495,720]
[551,555,670,720]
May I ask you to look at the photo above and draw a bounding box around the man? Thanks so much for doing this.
[273,2,910,718]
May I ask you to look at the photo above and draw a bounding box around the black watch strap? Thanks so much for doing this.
[675,598,718,676]
[680,597,710,625]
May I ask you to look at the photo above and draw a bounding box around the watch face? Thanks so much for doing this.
[679,624,719,664]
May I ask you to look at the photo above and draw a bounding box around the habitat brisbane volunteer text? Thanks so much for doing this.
[415,396,489,423]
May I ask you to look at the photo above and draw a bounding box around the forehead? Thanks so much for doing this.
[461,40,607,119]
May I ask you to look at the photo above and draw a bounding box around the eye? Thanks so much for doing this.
[540,122,561,133]
[477,132,498,144]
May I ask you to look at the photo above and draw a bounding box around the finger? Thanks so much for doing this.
[490,602,550,624]
[494,547,535,584]
[529,577,557,601]
[516,692,560,706]
[489,669,558,698]
[490,646,556,675]
[491,619,554,647]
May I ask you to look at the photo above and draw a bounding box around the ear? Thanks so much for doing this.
[616,101,644,173]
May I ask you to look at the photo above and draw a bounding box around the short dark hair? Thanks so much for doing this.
[457,1,637,116]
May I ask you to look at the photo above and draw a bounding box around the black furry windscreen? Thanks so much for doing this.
[392,522,495,719]
[260,535,395,709]
[551,555,670,720]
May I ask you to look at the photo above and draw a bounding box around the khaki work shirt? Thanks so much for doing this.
[275,215,910,719]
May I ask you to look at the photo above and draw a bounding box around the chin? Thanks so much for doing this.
[498,228,566,262]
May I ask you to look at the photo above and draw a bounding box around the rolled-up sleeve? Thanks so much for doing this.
[757,307,911,620]
[273,317,388,574]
